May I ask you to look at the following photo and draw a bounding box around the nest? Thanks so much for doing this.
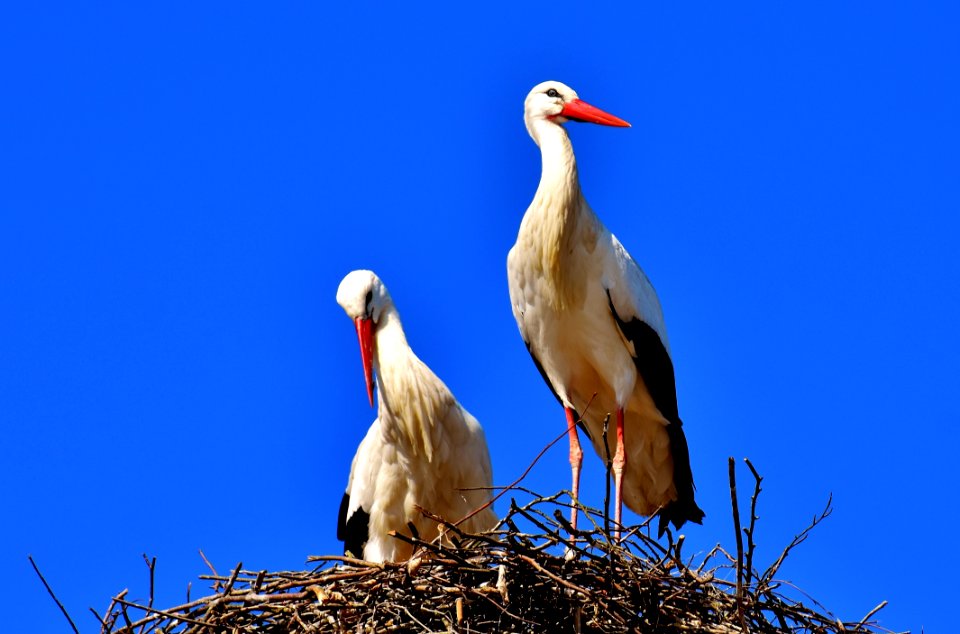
[34,458,896,633]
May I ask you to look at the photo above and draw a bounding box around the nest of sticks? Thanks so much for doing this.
[42,457,896,634]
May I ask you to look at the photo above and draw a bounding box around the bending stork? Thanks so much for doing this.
[336,270,497,562]
[507,81,704,537]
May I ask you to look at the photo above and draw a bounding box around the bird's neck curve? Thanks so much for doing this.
[531,118,582,211]
[372,305,444,462]
[371,305,409,382]
[524,119,594,309]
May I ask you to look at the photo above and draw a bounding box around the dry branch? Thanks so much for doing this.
[29,555,81,634]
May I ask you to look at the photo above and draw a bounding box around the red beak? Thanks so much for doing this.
[560,99,631,127]
[354,317,375,407]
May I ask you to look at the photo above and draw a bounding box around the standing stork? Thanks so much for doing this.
[335,270,497,562]
[507,81,704,537]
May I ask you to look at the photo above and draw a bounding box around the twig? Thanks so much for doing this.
[857,600,888,628]
[119,600,134,630]
[90,606,107,628]
[727,458,748,633]
[101,589,127,634]
[306,554,385,568]
[198,549,219,586]
[138,554,157,634]
[222,562,243,595]
[145,554,156,608]
[762,494,834,586]
[252,570,266,593]
[114,597,211,628]
[28,555,80,634]
[743,458,762,585]
[516,554,592,598]
[455,394,598,528]
[600,414,615,574]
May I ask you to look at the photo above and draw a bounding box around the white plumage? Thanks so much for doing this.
[335,270,497,562]
[507,81,704,537]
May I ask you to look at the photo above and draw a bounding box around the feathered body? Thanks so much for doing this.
[507,82,703,534]
[336,270,496,562]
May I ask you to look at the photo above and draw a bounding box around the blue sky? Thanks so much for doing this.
[2,2,957,631]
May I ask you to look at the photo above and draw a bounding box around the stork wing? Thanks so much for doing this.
[507,246,584,430]
[601,233,669,349]
[337,419,380,558]
[601,231,678,417]
[449,405,494,490]
[601,231,704,533]
[507,246,561,404]
[439,403,498,532]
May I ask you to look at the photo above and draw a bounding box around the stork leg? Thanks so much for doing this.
[613,407,626,540]
[565,407,583,532]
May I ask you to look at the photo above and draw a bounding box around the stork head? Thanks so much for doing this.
[524,80,630,142]
[336,270,392,407]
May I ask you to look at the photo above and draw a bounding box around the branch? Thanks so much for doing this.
[454,393,598,528]
[743,458,763,584]
[762,493,834,587]
[727,458,748,633]
[28,555,80,634]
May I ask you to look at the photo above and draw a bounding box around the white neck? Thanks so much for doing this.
[530,118,581,211]
[372,305,445,461]
[522,119,594,309]
[372,305,408,367]
[372,304,411,409]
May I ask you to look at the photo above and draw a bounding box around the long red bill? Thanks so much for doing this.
[354,317,375,407]
[560,99,631,127]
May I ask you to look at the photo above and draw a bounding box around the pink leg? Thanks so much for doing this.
[613,407,626,540]
[565,407,583,532]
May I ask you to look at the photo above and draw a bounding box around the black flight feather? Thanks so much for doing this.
[606,290,705,536]
[337,492,370,559]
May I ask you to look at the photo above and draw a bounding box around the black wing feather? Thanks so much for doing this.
[337,492,370,559]
[606,291,704,536]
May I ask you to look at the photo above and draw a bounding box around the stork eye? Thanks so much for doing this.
[364,289,374,316]
[546,88,561,99]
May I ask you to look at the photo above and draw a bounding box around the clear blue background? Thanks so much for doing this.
[2,2,957,632]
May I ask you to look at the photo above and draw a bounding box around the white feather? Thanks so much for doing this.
[337,270,497,562]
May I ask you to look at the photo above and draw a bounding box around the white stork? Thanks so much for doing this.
[335,270,497,562]
[507,81,704,537]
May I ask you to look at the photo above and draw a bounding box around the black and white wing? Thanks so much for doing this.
[602,231,704,534]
